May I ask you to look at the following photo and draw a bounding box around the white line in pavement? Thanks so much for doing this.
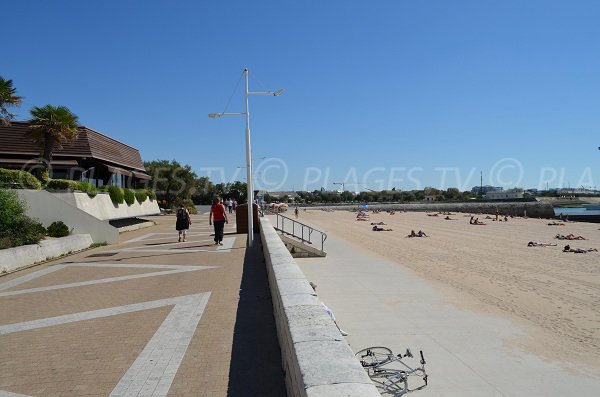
[218,236,235,251]
[0,293,211,397]
[114,236,236,254]
[0,265,216,298]
[109,293,210,397]
[0,265,66,291]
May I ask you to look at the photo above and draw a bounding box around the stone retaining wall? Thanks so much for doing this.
[0,234,93,274]
[260,218,380,397]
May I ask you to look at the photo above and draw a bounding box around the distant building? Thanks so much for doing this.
[423,195,438,202]
[485,188,524,200]
[267,191,300,202]
[471,185,503,196]
[0,121,151,188]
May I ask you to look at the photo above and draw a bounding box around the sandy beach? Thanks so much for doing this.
[295,209,600,375]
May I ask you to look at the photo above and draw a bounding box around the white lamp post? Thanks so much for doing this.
[209,68,282,247]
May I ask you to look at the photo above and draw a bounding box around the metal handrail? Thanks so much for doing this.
[274,213,327,252]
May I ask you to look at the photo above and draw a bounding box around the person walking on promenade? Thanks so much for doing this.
[209,196,228,245]
[226,198,233,214]
[175,203,192,242]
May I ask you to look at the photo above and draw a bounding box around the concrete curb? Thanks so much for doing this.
[260,218,380,397]
[0,234,93,274]
[117,221,156,233]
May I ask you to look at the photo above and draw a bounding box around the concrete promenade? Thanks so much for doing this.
[296,230,600,397]
[0,211,286,397]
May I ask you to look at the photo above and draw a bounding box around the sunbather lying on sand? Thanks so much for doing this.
[470,217,486,225]
[372,225,393,231]
[555,234,586,240]
[444,216,456,220]
[371,222,386,225]
[527,241,558,247]
[407,230,428,237]
[548,221,565,226]
[563,245,598,253]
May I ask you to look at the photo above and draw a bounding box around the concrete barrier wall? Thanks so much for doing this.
[16,190,119,244]
[259,218,380,397]
[0,234,92,273]
[51,191,160,220]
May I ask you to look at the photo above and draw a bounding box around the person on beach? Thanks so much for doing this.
[209,196,228,246]
[527,241,557,247]
[444,215,456,220]
[563,245,598,253]
[372,225,393,231]
[555,234,586,240]
[295,206,299,219]
[310,282,348,336]
[407,230,428,237]
[495,208,499,221]
[175,204,191,242]
[471,217,486,225]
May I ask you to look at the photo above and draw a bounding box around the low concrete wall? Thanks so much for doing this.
[51,191,160,220]
[260,218,380,397]
[0,234,93,273]
[16,190,119,244]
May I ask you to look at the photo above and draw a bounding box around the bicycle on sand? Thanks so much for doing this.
[355,346,428,396]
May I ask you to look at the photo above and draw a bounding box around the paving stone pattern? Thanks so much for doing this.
[0,213,286,397]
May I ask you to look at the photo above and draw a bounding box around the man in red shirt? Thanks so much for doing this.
[209,196,228,245]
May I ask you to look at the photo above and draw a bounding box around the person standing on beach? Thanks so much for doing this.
[175,204,191,242]
[209,196,228,245]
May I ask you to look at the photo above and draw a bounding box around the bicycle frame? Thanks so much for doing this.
[356,347,428,396]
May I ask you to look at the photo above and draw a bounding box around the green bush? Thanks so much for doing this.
[75,182,97,198]
[47,221,70,237]
[123,188,135,205]
[181,199,198,214]
[0,189,45,248]
[134,189,148,204]
[107,185,124,204]
[147,190,156,201]
[46,179,78,190]
[0,168,43,189]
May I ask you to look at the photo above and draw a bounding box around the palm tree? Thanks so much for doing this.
[0,76,23,126]
[28,105,79,174]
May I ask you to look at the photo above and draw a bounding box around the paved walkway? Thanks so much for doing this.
[297,231,600,397]
[0,211,285,397]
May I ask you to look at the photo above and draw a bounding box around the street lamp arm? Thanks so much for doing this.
[208,112,246,118]
[248,88,284,97]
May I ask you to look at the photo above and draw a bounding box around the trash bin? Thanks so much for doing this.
[235,203,260,234]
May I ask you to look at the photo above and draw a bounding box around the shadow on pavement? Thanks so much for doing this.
[227,235,286,397]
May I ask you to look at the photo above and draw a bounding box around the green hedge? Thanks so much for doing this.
[147,190,156,201]
[107,186,124,204]
[46,179,98,198]
[134,189,148,204]
[47,221,70,237]
[0,168,42,189]
[0,189,45,249]
[123,188,135,206]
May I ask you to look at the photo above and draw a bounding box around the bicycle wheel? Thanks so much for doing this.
[355,347,394,368]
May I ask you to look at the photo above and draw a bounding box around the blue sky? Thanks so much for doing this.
[4,0,599,192]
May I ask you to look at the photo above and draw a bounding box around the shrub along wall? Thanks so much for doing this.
[0,168,42,189]
[0,189,45,249]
